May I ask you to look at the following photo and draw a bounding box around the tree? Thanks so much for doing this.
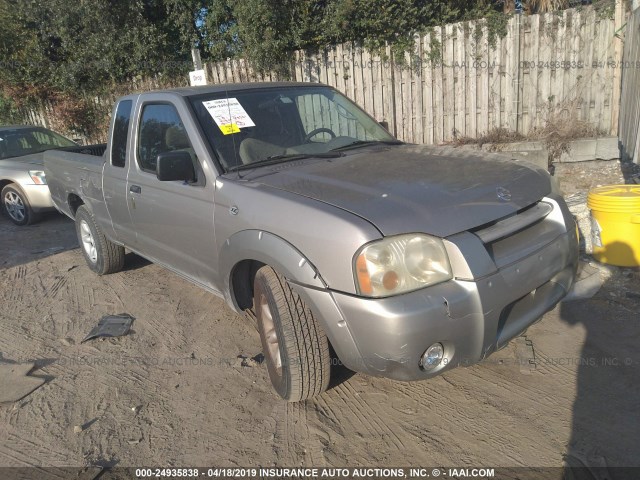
[196,0,509,73]
[0,0,195,99]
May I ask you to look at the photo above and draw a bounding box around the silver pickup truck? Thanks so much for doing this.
[44,82,579,401]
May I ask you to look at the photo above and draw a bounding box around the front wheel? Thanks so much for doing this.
[254,266,331,401]
[1,184,39,226]
[75,205,125,275]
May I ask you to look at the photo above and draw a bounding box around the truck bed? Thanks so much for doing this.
[43,148,106,219]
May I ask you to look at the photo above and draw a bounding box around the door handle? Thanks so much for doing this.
[129,185,142,194]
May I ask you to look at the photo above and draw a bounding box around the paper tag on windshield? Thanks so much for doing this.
[202,98,255,135]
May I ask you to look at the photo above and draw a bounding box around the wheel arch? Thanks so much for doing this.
[230,259,265,311]
[0,179,14,192]
[67,193,85,217]
[220,230,327,313]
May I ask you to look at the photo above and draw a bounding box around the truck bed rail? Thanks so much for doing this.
[58,144,107,157]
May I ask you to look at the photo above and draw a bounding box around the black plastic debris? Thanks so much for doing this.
[81,314,134,343]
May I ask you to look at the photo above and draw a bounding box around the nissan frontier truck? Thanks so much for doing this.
[43,82,579,401]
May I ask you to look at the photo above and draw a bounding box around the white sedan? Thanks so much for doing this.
[0,125,79,225]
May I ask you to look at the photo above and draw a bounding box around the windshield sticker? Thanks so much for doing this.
[202,98,255,135]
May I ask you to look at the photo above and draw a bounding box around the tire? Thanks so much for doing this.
[254,266,331,401]
[1,184,39,226]
[75,205,125,275]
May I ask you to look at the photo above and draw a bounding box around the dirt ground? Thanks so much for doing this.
[0,159,639,477]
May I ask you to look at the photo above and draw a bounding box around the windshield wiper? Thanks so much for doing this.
[329,139,403,152]
[227,151,343,172]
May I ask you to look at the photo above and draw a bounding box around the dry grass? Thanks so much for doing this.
[529,116,604,162]
[453,128,527,148]
[451,115,606,165]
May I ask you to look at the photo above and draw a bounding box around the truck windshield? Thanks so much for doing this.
[0,127,77,160]
[188,86,398,172]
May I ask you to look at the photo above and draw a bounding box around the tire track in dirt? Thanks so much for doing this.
[390,377,531,465]
[0,430,71,467]
[340,382,407,451]
[85,284,96,311]
[326,381,406,451]
[464,367,574,415]
[143,313,189,353]
[67,276,81,314]
[44,276,68,299]
[13,265,28,280]
[272,401,327,466]
[0,312,56,355]
[289,379,416,465]
[3,265,29,316]
[534,349,579,377]
[99,276,127,309]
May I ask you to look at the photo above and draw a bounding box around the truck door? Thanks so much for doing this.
[103,99,137,246]
[125,98,218,290]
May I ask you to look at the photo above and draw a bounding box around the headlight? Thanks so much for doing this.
[354,234,452,297]
[29,170,47,185]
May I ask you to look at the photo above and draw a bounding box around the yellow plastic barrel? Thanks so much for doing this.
[587,185,640,267]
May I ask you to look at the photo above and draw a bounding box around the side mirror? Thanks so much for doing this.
[379,120,389,131]
[156,151,196,182]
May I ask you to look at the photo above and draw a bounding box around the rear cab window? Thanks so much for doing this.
[111,100,133,168]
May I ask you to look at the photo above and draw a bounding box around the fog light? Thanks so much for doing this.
[421,343,444,370]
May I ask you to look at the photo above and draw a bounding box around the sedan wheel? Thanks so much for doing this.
[1,184,37,226]
[4,190,26,223]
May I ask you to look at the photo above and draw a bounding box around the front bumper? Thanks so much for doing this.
[20,183,54,211]
[295,204,579,381]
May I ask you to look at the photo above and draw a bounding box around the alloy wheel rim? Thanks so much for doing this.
[80,220,98,263]
[4,191,26,222]
[259,293,283,377]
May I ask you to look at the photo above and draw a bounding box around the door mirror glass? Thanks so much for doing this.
[156,151,196,182]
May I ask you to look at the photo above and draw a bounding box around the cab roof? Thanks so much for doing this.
[144,81,330,98]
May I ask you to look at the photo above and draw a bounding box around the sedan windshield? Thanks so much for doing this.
[188,86,399,172]
[0,127,77,159]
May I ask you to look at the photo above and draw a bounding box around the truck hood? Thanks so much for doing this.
[243,144,552,237]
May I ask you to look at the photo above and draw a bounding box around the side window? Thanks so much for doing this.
[137,103,193,174]
[31,131,55,146]
[111,100,132,168]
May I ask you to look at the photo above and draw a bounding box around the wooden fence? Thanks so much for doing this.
[619,7,640,164]
[204,5,625,144]
[16,4,630,147]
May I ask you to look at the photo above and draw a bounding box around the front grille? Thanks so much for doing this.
[472,200,565,269]
[473,201,553,243]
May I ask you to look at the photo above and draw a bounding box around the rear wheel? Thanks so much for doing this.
[75,205,125,275]
[1,184,38,226]
[254,266,331,401]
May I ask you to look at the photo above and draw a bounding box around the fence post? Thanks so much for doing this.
[385,44,398,138]
[515,14,524,135]
[610,0,626,135]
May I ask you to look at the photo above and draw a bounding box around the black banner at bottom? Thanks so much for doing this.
[0,466,637,480]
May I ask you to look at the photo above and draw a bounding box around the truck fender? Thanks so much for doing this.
[219,229,326,312]
[218,229,364,370]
